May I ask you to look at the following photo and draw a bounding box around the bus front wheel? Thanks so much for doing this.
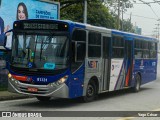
[36,96,51,101]
[83,81,97,102]
[132,74,141,92]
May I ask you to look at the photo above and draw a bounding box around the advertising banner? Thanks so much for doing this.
[0,0,59,85]
[0,0,59,48]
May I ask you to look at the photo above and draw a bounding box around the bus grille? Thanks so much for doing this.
[19,86,50,94]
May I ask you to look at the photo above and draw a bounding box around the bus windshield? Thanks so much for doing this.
[11,33,69,70]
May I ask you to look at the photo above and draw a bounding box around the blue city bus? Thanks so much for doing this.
[5,19,158,102]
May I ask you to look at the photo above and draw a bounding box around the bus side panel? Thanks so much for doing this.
[82,58,102,96]
[68,23,86,98]
[109,59,126,91]
[68,64,85,98]
[142,59,157,84]
[133,59,157,85]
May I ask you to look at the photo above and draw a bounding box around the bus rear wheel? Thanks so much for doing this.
[36,96,51,101]
[83,81,97,102]
[132,74,141,92]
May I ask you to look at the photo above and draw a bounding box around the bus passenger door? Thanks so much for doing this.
[125,39,133,87]
[102,36,111,91]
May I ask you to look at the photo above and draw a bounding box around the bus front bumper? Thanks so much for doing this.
[8,79,69,98]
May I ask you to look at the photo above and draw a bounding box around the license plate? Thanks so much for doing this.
[28,87,38,92]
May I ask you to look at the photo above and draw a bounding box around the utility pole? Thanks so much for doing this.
[117,0,120,30]
[156,19,160,52]
[83,0,87,23]
[153,30,158,38]
[153,27,158,38]
[155,23,160,40]
[121,0,124,31]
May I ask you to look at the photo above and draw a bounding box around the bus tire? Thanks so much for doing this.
[83,81,97,102]
[36,96,51,101]
[132,74,141,92]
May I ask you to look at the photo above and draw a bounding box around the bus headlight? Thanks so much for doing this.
[8,73,17,83]
[8,73,14,81]
[55,75,68,86]
[8,73,12,79]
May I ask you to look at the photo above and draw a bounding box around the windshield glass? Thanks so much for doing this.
[12,33,69,70]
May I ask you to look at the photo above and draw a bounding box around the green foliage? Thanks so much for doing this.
[53,0,135,33]
[121,19,135,32]
[87,2,116,28]
[60,2,84,22]
[55,0,116,28]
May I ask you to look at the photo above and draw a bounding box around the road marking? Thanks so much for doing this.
[116,108,160,120]
[152,108,160,111]
[117,117,135,120]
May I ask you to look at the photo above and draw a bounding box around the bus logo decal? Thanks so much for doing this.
[26,77,32,82]
[28,62,33,68]
[88,61,98,68]
[152,62,156,66]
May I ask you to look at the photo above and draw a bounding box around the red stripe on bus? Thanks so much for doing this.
[12,75,27,81]
[125,67,130,86]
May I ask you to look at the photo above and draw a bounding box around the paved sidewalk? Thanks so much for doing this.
[0,91,31,101]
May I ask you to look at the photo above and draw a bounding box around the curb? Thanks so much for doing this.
[0,95,32,101]
[0,91,32,101]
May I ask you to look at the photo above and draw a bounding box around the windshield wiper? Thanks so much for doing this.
[40,35,53,60]
[40,36,44,60]
[42,35,53,50]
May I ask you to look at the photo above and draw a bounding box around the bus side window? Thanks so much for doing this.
[134,39,143,59]
[71,29,86,73]
[88,32,101,58]
[112,36,124,58]
[149,42,157,58]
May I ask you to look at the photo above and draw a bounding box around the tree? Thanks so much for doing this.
[52,0,135,32]
[121,19,135,32]
[54,0,100,10]
[103,0,135,31]
[103,0,134,14]
[87,2,116,28]
[54,0,116,28]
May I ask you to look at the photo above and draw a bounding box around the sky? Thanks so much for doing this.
[123,0,160,37]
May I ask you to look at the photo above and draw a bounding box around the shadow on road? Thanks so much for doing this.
[13,87,153,109]
[97,87,152,101]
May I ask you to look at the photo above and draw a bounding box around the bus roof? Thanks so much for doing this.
[15,19,158,42]
[70,21,112,35]
[70,20,158,42]
[111,29,158,42]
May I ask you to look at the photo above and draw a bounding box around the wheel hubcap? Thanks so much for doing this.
[87,85,94,97]
[136,76,140,90]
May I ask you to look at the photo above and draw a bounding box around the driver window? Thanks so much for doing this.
[71,29,86,72]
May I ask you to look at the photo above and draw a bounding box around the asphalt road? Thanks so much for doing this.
[0,57,160,120]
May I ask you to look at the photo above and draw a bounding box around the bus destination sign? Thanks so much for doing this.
[23,23,58,30]
[14,21,68,31]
